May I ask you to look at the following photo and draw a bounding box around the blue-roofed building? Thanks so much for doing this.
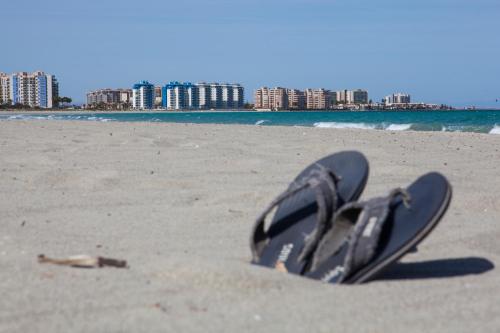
[132,81,154,110]
[159,81,244,110]
[163,81,199,110]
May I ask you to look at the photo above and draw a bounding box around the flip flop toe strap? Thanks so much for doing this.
[250,165,340,263]
[341,188,411,282]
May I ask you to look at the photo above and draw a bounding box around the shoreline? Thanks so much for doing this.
[1,108,500,114]
[1,111,499,136]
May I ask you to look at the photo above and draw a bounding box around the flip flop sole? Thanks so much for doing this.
[347,172,452,284]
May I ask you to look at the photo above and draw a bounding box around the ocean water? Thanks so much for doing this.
[2,110,500,134]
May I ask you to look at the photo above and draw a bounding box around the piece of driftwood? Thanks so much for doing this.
[37,254,127,268]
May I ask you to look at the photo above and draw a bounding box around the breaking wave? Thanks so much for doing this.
[386,123,412,131]
[314,122,413,131]
[3,114,114,122]
[314,122,377,130]
[490,125,500,134]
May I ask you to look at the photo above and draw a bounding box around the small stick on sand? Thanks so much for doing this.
[37,254,128,268]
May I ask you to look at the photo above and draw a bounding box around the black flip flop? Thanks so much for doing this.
[305,172,452,284]
[250,151,369,274]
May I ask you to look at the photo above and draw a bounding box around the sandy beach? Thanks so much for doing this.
[1,119,499,332]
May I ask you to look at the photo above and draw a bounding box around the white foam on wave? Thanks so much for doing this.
[314,122,377,130]
[255,119,267,125]
[7,115,50,120]
[489,125,500,134]
[386,123,412,131]
[2,114,115,122]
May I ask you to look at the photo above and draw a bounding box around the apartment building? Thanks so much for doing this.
[352,89,369,104]
[86,88,132,108]
[231,84,244,109]
[305,89,332,109]
[0,71,58,108]
[163,81,199,110]
[132,81,155,110]
[196,82,211,109]
[210,83,223,109]
[162,82,243,110]
[254,87,288,110]
[254,87,269,109]
[383,93,411,105]
[336,89,369,104]
[0,72,9,104]
[287,89,306,110]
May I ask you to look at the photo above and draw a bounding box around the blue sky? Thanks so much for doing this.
[2,0,499,107]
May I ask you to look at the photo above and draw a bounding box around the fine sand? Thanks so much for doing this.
[1,119,499,332]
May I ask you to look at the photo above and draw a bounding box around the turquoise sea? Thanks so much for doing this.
[2,110,500,134]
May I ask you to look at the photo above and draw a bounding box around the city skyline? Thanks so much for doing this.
[2,0,499,107]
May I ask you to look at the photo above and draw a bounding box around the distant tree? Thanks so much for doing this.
[61,97,72,104]
[55,97,73,108]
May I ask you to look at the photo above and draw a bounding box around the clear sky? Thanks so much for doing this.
[2,0,499,107]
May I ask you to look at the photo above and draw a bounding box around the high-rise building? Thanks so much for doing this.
[336,89,368,104]
[0,71,58,108]
[210,83,223,109]
[254,87,288,110]
[352,89,369,104]
[329,91,338,105]
[0,72,10,105]
[86,88,132,108]
[383,93,411,105]
[254,87,270,109]
[196,83,211,109]
[221,84,234,109]
[271,87,288,110]
[162,81,199,110]
[287,89,306,110]
[336,90,348,104]
[306,89,332,109]
[163,81,185,110]
[163,82,243,110]
[185,83,199,109]
[132,81,154,110]
[231,84,244,109]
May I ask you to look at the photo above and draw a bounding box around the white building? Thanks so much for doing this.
[384,93,411,105]
[336,89,369,104]
[132,81,154,110]
[196,83,211,109]
[163,82,199,110]
[0,72,10,104]
[231,84,244,108]
[221,84,233,109]
[210,83,222,109]
[0,71,58,108]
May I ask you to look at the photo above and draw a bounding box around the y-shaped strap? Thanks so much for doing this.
[339,188,411,282]
[250,164,340,263]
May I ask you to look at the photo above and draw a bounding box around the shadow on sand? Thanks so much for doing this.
[376,257,494,281]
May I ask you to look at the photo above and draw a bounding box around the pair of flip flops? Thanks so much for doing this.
[250,151,452,284]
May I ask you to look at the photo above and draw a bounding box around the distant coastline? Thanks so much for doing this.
[2,108,500,114]
[1,109,499,135]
